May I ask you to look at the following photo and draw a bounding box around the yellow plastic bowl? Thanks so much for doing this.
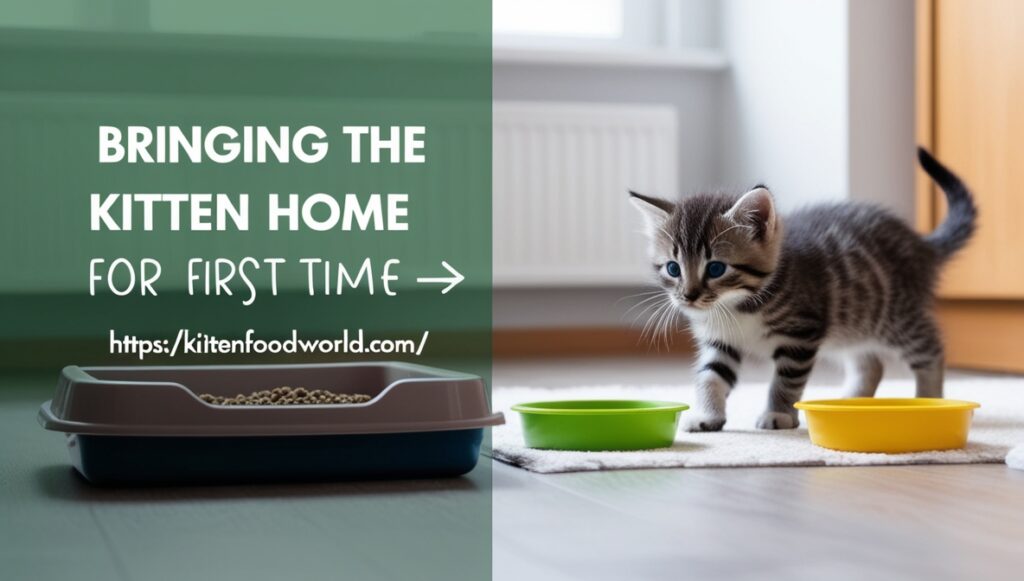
[794,398,980,453]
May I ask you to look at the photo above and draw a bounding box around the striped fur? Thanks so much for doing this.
[631,148,976,431]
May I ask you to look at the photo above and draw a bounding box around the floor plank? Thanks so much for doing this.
[493,462,703,581]
[492,357,1024,581]
[1,374,492,581]
[505,464,1024,581]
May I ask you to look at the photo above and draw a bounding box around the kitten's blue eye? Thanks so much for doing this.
[706,261,726,278]
[665,261,681,278]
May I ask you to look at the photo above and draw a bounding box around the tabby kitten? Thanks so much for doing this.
[630,148,976,431]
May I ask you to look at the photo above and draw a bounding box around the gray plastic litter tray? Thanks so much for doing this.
[38,361,504,485]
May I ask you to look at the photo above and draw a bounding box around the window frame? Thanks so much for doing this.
[493,0,665,51]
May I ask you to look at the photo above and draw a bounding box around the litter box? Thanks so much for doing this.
[38,362,504,485]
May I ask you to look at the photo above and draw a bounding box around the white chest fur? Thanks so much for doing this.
[684,304,883,365]
[685,306,776,359]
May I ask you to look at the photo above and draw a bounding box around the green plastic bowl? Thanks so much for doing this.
[511,400,689,451]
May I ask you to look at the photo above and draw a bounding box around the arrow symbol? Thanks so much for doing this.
[416,261,465,294]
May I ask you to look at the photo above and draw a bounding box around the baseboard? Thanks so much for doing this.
[493,327,694,358]
[495,302,1024,371]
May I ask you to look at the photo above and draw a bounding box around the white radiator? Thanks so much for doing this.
[493,101,678,286]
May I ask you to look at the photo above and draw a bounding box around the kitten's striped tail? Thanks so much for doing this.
[918,146,977,260]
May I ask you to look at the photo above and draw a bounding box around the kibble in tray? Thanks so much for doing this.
[199,387,371,406]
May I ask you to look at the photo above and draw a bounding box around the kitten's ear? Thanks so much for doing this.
[629,190,673,235]
[725,186,777,241]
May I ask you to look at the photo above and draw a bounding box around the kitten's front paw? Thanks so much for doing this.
[756,411,799,430]
[683,415,726,432]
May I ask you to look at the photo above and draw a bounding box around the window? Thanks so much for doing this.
[493,0,665,50]
[493,0,624,40]
[492,0,725,68]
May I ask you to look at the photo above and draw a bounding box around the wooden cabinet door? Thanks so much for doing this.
[918,0,1024,371]
[919,0,1024,299]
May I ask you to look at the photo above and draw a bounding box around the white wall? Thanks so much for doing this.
[719,0,849,212]
[719,0,915,216]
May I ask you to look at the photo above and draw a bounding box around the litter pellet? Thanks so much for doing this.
[198,387,372,406]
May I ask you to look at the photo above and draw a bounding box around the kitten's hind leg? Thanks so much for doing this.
[899,317,945,398]
[911,357,944,398]
[684,340,742,432]
[758,344,818,430]
[842,352,884,398]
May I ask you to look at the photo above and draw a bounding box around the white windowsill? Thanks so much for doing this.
[493,45,728,71]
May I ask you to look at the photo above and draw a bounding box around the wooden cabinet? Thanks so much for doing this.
[917,0,1024,370]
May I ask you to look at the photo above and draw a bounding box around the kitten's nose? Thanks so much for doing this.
[683,290,701,302]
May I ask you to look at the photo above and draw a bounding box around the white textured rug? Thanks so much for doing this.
[1007,445,1024,471]
[490,378,1024,474]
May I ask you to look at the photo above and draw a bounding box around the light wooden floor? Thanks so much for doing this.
[492,357,1024,581]
[3,359,1022,581]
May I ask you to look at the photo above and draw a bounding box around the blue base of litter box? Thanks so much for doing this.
[69,429,484,485]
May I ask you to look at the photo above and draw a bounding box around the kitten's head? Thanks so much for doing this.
[630,187,782,314]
